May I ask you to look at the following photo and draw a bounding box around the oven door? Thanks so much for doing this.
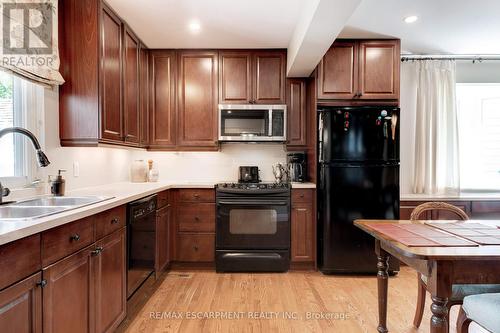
[216,198,290,250]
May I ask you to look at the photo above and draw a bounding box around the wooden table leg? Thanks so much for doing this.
[430,295,449,333]
[375,240,390,333]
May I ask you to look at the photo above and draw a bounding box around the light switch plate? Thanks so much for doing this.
[73,162,80,177]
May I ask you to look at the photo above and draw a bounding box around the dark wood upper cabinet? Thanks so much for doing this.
[286,78,307,148]
[218,50,286,105]
[122,26,140,145]
[149,50,177,149]
[219,52,252,104]
[0,273,42,333]
[139,45,149,147]
[253,51,286,104]
[358,40,400,100]
[94,228,126,333]
[100,4,123,143]
[59,0,146,147]
[317,39,400,103]
[177,50,219,149]
[317,41,358,100]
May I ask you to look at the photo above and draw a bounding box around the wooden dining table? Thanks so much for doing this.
[354,219,500,333]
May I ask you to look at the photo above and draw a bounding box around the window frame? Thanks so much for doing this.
[0,74,44,188]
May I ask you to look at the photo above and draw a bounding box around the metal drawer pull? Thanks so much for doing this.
[91,246,103,256]
[36,279,47,288]
[70,234,80,242]
[111,218,119,224]
[193,245,199,251]
[193,194,200,198]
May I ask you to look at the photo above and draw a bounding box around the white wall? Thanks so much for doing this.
[26,88,286,196]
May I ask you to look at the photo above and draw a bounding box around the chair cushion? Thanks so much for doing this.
[463,293,500,333]
[420,275,500,301]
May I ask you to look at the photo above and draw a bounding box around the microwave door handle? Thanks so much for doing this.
[268,109,273,136]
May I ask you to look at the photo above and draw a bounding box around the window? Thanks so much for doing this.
[0,71,45,187]
[456,83,500,191]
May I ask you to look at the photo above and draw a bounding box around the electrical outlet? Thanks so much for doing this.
[73,162,80,177]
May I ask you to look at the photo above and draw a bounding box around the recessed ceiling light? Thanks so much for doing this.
[188,20,201,33]
[404,16,418,24]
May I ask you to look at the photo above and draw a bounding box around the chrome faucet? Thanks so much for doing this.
[0,127,51,204]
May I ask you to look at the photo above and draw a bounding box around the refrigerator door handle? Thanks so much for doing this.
[318,112,324,163]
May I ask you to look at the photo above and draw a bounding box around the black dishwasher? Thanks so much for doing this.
[127,194,157,298]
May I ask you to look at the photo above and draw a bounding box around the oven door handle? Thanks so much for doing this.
[217,200,289,206]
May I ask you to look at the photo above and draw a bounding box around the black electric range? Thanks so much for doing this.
[215,182,291,272]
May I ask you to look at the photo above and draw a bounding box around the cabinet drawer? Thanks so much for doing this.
[42,217,95,267]
[95,205,126,239]
[177,203,215,232]
[177,189,214,203]
[157,190,170,209]
[292,189,313,204]
[176,234,214,262]
[0,235,41,291]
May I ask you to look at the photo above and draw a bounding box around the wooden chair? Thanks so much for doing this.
[411,202,469,328]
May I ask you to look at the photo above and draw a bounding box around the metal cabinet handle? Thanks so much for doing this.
[111,218,119,224]
[193,194,200,199]
[91,246,103,256]
[36,279,47,288]
[193,245,199,251]
[70,234,80,242]
[299,194,304,198]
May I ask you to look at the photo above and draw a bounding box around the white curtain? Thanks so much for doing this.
[408,60,460,194]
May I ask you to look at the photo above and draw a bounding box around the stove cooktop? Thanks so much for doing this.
[217,182,290,191]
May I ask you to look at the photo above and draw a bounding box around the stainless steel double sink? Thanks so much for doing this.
[0,196,112,221]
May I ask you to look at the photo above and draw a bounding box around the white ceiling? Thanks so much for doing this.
[341,0,500,54]
[105,0,304,49]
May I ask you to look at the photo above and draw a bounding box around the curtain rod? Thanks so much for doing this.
[401,54,500,62]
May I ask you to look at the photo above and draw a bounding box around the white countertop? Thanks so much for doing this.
[401,192,500,201]
[0,181,316,246]
[291,182,316,189]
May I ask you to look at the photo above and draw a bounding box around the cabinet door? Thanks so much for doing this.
[0,273,42,333]
[219,51,252,104]
[139,45,149,147]
[94,228,126,333]
[177,51,219,148]
[43,245,93,333]
[100,4,123,142]
[286,79,307,148]
[358,40,400,100]
[149,50,176,149]
[123,26,140,145]
[317,41,358,100]
[253,51,286,104]
[291,203,314,262]
[155,205,171,274]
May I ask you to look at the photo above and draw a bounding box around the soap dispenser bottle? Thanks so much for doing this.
[50,169,66,196]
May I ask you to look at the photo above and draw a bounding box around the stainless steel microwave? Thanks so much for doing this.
[218,104,287,142]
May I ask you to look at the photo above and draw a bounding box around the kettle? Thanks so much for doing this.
[272,163,287,184]
[287,152,306,182]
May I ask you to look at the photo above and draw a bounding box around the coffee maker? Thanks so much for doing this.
[287,152,306,182]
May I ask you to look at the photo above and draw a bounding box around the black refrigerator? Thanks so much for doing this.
[318,106,400,274]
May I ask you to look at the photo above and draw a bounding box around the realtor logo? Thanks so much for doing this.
[2,1,53,55]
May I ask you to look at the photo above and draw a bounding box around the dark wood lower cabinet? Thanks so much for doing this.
[42,245,94,333]
[400,200,472,220]
[0,272,42,333]
[94,228,126,333]
[156,204,172,274]
[291,203,314,262]
[291,189,315,264]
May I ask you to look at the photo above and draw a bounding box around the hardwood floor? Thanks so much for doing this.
[118,266,459,333]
